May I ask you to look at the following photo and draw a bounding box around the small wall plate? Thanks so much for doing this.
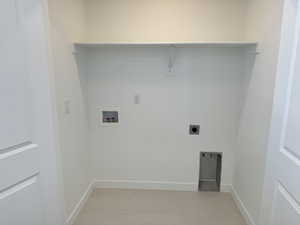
[102,111,119,123]
[189,125,200,135]
[99,106,120,127]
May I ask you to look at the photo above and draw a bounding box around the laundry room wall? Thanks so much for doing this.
[84,0,248,43]
[233,0,284,224]
[77,45,251,190]
[47,0,91,222]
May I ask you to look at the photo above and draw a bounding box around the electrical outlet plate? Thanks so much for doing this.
[189,124,200,135]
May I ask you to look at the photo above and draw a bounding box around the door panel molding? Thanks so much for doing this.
[271,183,300,225]
[0,142,35,159]
[0,144,39,191]
[0,175,38,200]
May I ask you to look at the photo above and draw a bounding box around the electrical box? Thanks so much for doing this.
[189,125,200,135]
[102,111,119,123]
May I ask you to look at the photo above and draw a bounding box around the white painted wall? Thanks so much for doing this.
[84,0,248,43]
[45,1,286,224]
[47,0,91,221]
[233,0,284,224]
[48,0,86,42]
[78,46,251,190]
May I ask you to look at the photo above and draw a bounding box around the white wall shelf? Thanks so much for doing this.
[74,42,258,48]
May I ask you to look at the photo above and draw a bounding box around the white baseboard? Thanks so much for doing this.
[94,179,197,191]
[94,179,232,193]
[220,184,232,193]
[65,182,94,225]
[231,187,256,225]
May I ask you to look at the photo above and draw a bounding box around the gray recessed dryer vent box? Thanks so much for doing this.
[198,152,222,192]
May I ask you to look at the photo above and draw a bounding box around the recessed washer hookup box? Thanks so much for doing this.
[102,111,119,123]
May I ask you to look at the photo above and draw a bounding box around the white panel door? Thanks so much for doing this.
[0,1,62,225]
[261,0,300,224]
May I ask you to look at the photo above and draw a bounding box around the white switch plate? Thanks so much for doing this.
[64,100,71,114]
[134,94,140,104]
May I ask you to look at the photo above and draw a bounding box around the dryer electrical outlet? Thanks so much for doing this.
[189,125,200,135]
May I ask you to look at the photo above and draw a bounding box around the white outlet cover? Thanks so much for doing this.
[134,94,140,104]
[64,100,71,115]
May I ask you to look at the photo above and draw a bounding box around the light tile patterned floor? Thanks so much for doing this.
[74,189,246,225]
